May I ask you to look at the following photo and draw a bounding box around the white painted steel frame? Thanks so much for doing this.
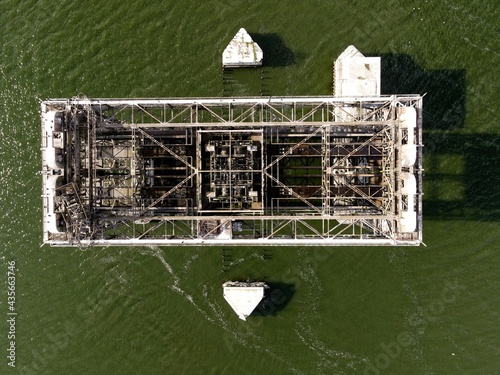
[41,95,423,247]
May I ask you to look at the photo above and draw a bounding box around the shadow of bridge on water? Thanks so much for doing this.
[380,53,499,221]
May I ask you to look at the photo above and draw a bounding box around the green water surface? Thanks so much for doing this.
[0,1,499,374]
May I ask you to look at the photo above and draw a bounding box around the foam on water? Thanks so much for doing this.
[1,0,499,373]
[293,249,367,372]
[141,245,306,374]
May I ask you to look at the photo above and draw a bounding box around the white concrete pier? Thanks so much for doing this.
[223,281,267,320]
[222,28,263,68]
[334,45,381,97]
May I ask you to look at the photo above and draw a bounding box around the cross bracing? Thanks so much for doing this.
[41,96,423,246]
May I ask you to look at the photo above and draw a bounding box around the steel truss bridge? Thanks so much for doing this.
[41,96,423,246]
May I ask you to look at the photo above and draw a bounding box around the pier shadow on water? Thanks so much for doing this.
[380,53,466,131]
[251,282,295,318]
[251,33,295,67]
[380,53,499,221]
